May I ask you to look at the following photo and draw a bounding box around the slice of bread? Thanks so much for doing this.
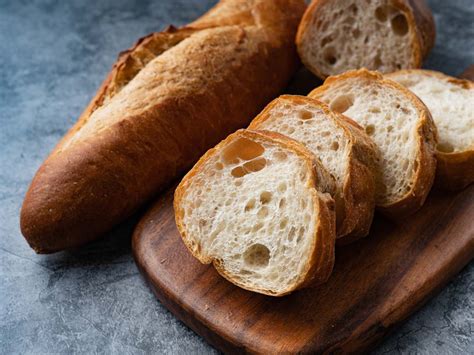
[296,0,435,79]
[387,69,474,190]
[174,129,336,296]
[309,69,437,218]
[249,95,379,243]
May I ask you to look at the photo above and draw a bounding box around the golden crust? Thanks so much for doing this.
[174,129,336,296]
[309,69,438,219]
[387,69,474,191]
[249,95,379,243]
[295,0,435,79]
[20,0,306,253]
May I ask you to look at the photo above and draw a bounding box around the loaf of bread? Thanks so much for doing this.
[249,95,379,243]
[387,69,474,190]
[174,130,336,296]
[20,0,306,253]
[296,0,435,79]
[309,69,437,218]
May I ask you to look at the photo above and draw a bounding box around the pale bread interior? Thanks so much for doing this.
[178,133,321,294]
[299,0,414,77]
[312,77,420,205]
[251,99,349,207]
[389,72,474,153]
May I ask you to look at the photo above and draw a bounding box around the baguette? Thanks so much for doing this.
[309,69,437,218]
[174,129,336,296]
[249,95,379,243]
[387,69,474,190]
[20,0,306,253]
[296,0,435,79]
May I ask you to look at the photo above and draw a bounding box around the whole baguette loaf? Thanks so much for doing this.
[387,69,474,190]
[296,0,435,79]
[20,0,306,253]
[174,129,336,296]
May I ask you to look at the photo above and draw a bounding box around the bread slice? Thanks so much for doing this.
[309,69,437,218]
[387,69,474,190]
[249,95,379,243]
[174,129,336,296]
[296,0,435,79]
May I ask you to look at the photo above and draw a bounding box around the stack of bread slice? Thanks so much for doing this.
[249,95,379,244]
[174,68,472,296]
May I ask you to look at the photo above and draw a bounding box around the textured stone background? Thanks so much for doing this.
[0,0,473,353]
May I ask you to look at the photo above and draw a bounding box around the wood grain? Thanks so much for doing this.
[132,185,474,354]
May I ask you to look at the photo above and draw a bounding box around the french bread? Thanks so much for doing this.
[20,0,306,253]
[387,69,474,190]
[309,69,437,218]
[174,129,336,296]
[296,0,435,79]
[249,95,379,243]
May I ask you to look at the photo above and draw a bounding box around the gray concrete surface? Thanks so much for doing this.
[0,0,473,353]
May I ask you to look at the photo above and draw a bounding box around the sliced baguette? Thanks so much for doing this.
[309,69,437,218]
[174,129,336,296]
[296,0,435,79]
[387,69,474,190]
[249,95,379,243]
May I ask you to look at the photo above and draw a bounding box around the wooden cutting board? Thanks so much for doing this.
[132,185,474,354]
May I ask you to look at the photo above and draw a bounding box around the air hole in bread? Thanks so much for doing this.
[279,218,288,229]
[234,179,242,187]
[288,227,296,241]
[329,94,354,113]
[252,222,264,232]
[402,159,409,171]
[299,110,313,120]
[215,162,224,170]
[349,3,358,15]
[260,191,272,204]
[369,107,381,113]
[278,183,287,193]
[375,6,388,22]
[331,141,340,151]
[321,35,333,47]
[257,206,269,219]
[244,198,256,212]
[273,151,288,161]
[231,166,246,178]
[279,198,286,208]
[231,158,267,178]
[296,227,305,243]
[391,14,408,36]
[323,47,338,65]
[243,243,270,268]
[365,124,375,135]
[243,158,267,173]
[301,198,307,209]
[352,28,361,39]
[437,142,454,153]
[387,125,393,132]
[222,137,265,164]
[343,16,355,25]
